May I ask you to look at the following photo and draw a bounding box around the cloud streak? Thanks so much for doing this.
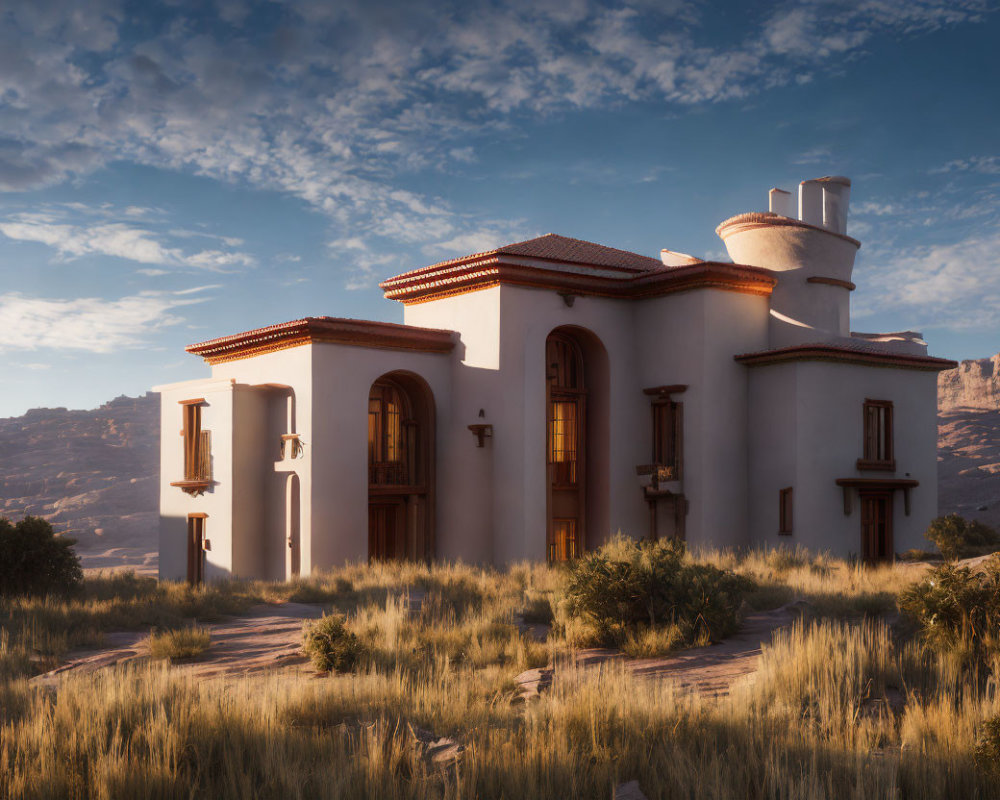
[0,288,214,353]
[0,214,255,271]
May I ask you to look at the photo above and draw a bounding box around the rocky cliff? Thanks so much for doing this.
[0,393,159,572]
[938,354,1000,530]
[939,354,1000,413]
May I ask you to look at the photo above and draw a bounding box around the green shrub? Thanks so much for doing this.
[562,536,752,649]
[925,514,1000,561]
[148,626,211,661]
[898,555,1000,666]
[0,516,82,598]
[302,613,364,673]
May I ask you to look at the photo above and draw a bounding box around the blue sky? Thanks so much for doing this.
[0,0,997,417]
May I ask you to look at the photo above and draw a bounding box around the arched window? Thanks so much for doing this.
[367,374,434,561]
[546,331,587,562]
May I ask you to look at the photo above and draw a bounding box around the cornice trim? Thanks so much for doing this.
[715,212,861,248]
[381,259,777,304]
[735,344,957,372]
[187,317,456,365]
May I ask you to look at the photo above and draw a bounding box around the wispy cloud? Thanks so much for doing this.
[0,288,214,353]
[931,155,1000,175]
[0,0,991,287]
[856,231,1000,330]
[0,213,255,271]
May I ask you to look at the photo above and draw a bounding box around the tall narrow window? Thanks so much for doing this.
[652,399,682,480]
[779,487,793,534]
[859,399,894,471]
[549,401,579,484]
[368,381,411,486]
[172,399,212,495]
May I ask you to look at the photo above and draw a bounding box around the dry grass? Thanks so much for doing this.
[3,548,1000,797]
[148,626,211,661]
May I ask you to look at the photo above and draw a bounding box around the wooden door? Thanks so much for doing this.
[368,501,405,560]
[187,515,205,585]
[860,491,893,563]
[546,333,586,562]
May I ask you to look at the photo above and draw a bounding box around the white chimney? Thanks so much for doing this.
[818,176,851,235]
[798,180,824,226]
[769,188,793,217]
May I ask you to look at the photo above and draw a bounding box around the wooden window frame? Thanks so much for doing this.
[857,399,895,472]
[779,487,793,534]
[171,399,212,495]
[651,398,683,481]
[641,385,685,483]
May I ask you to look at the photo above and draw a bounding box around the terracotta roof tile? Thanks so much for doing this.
[420,233,662,273]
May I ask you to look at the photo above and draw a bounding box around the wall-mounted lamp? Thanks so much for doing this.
[557,291,576,307]
[468,424,493,447]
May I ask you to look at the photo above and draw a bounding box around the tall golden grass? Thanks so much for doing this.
[3,548,1000,798]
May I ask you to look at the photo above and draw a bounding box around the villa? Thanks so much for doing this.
[155,176,956,583]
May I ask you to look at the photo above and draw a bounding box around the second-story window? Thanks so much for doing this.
[859,399,894,471]
[181,400,211,482]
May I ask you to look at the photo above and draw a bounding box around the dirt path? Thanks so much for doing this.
[32,602,326,687]
[516,604,800,700]
[37,597,797,699]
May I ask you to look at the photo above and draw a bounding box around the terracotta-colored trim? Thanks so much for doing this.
[187,512,209,519]
[382,259,776,305]
[187,317,456,365]
[735,345,957,372]
[170,479,213,496]
[807,276,856,291]
[715,212,861,248]
[643,384,688,396]
[178,398,206,406]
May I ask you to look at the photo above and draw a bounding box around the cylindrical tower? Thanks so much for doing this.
[716,176,860,348]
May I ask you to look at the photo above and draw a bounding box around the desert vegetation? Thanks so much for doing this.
[2,536,1000,797]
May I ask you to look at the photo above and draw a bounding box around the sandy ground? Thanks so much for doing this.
[580,604,798,695]
[79,547,158,576]
[32,602,326,688]
[517,604,800,701]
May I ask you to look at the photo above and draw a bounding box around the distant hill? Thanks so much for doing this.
[938,354,1000,530]
[0,356,996,574]
[0,393,159,573]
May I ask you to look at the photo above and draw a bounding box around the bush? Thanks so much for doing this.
[898,555,1000,666]
[562,536,752,649]
[925,514,1000,561]
[148,626,212,661]
[302,613,364,673]
[975,717,1000,774]
[0,516,82,597]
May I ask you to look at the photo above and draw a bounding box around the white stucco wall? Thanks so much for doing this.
[747,360,939,557]
[155,377,237,582]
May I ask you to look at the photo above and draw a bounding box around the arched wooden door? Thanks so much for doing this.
[367,375,434,561]
[546,332,586,562]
